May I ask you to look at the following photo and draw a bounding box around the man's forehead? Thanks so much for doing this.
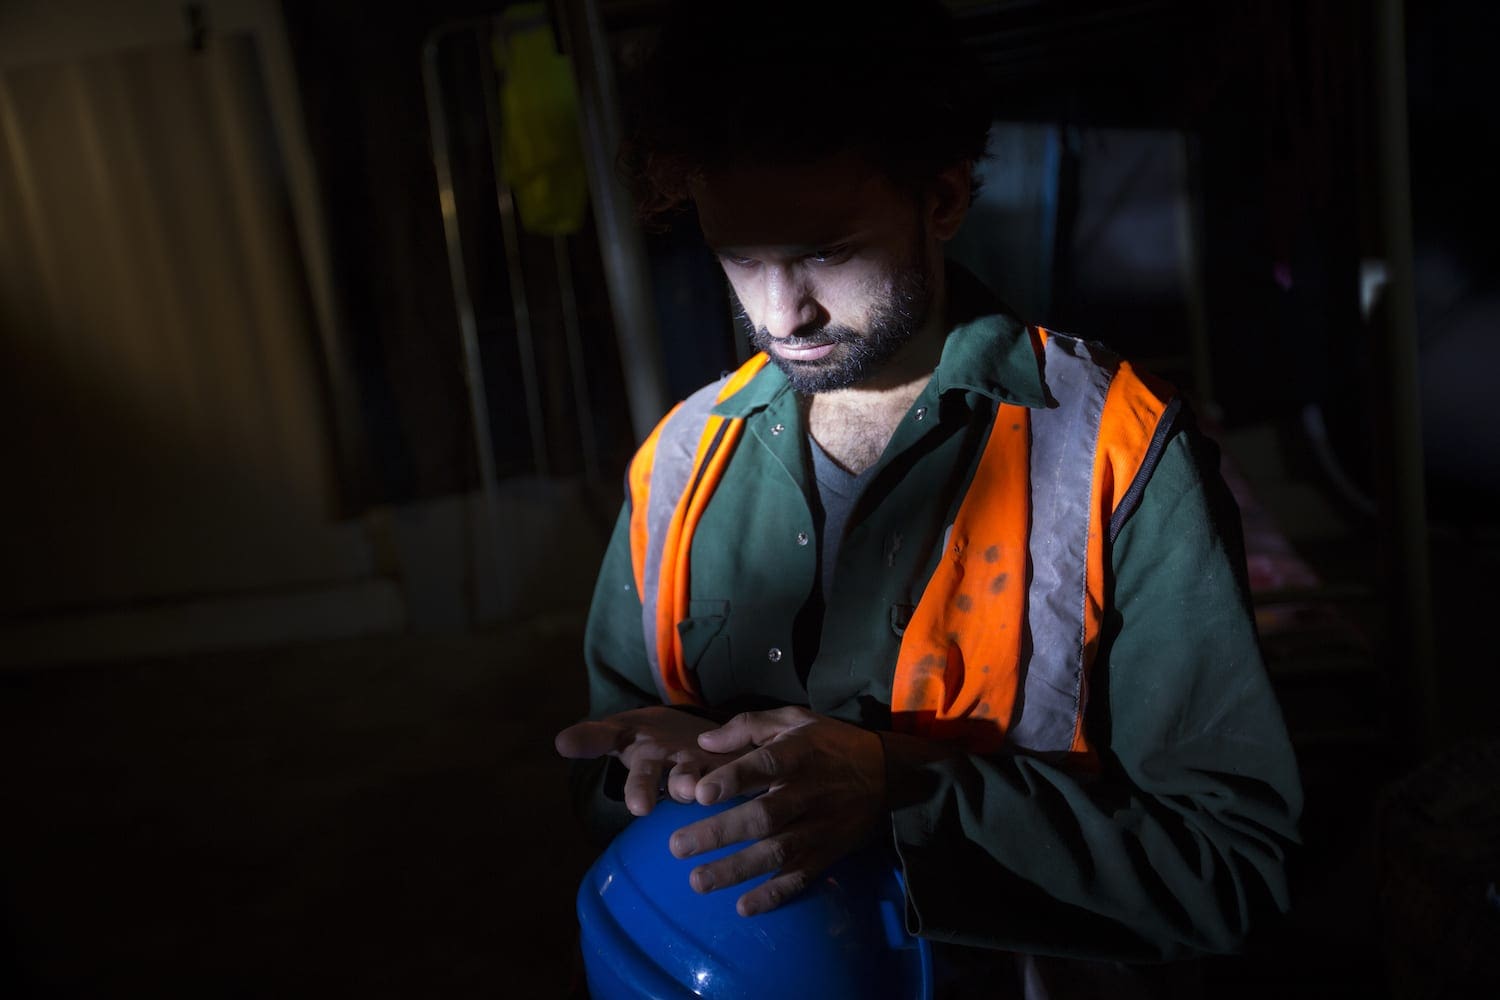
[694,155,905,249]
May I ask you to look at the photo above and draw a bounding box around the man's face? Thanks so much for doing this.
[694,155,937,394]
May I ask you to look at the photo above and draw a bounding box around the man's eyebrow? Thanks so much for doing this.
[705,237,859,257]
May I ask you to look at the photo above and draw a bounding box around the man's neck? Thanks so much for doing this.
[805,285,948,476]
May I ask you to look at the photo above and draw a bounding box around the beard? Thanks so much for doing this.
[741,251,933,394]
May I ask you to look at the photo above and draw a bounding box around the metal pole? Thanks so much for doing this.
[1371,0,1438,750]
[421,30,511,619]
[554,234,601,482]
[478,22,551,477]
[553,0,670,442]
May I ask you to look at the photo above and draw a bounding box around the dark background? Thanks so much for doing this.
[2,0,1497,996]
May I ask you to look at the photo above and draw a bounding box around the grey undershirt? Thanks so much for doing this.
[808,435,878,605]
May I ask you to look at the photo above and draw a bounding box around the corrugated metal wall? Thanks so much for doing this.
[0,28,378,633]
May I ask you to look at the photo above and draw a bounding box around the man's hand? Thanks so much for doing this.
[667,707,887,917]
[555,706,741,817]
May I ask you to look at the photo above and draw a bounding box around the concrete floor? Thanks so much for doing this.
[0,618,597,997]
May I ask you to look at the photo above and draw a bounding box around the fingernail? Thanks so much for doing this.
[692,869,715,892]
[698,782,720,805]
[670,833,693,857]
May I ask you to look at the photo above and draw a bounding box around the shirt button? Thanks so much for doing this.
[796,531,809,546]
[767,647,783,663]
[771,423,785,435]
[914,406,928,421]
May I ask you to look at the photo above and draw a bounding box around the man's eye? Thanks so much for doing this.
[720,254,757,268]
[808,246,849,265]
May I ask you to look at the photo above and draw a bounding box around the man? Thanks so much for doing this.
[557,0,1300,992]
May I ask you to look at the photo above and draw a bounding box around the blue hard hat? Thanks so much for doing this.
[577,797,933,999]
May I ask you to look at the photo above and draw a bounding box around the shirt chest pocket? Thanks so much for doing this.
[676,598,732,700]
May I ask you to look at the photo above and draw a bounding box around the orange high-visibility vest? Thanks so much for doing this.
[626,330,1178,758]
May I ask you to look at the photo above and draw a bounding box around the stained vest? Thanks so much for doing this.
[626,329,1180,758]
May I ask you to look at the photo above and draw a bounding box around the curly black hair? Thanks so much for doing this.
[619,0,992,227]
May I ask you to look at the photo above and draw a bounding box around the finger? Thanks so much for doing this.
[736,868,815,917]
[683,833,796,895]
[665,759,705,804]
[695,741,801,806]
[554,720,625,759]
[622,756,667,817]
[697,708,805,754]
[669,789,806,859]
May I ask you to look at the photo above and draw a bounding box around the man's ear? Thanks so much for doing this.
[926,159,973,242]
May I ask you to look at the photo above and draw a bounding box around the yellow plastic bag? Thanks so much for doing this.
[495,3,589,236]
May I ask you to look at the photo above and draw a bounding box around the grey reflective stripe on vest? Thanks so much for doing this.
[1009,334,1118,753]
[638,376,733,702]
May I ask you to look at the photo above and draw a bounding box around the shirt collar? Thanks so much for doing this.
[932,264,1047,408]
[711,262,1046,419]
[711,356,792,418]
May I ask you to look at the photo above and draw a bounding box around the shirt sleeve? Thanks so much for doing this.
[889,416,1304,961]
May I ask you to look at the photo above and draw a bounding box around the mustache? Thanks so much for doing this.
[730,292,856,352]
[750,325,861,350]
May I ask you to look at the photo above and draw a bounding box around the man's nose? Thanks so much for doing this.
[761,265,820,340]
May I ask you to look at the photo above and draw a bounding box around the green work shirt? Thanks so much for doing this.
[574,274,1302,962]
